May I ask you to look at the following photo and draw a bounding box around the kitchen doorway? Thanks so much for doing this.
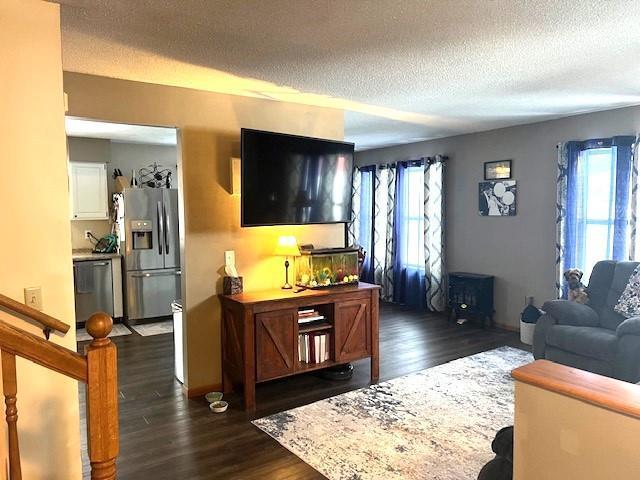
[65,117,185,384]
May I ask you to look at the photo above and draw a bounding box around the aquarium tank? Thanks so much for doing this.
[296,247,359,288]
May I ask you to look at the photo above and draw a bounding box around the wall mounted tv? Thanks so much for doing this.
[241,129,354,227]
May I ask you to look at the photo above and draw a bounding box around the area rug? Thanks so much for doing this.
[252,346,533,480]
[130,320,173,337]
[76,323,132,342]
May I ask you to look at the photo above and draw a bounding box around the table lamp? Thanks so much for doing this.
[274,235,301,289]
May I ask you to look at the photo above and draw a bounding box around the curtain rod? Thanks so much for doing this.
[360,155,448,169]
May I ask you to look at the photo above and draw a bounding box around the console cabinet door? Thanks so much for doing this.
[334,299,371,362]
[255,309,296,382]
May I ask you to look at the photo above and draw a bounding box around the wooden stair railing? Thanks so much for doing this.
[0,293,70,339]
[0,312,119,480]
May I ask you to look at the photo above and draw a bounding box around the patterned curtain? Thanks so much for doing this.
[347,166,361,246]
[556,137,637,297]
[373,164,396,301]
[555,143,570,297]
[424,156,446,311]
[630,135,639,261]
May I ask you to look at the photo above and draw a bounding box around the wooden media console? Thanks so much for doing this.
[220,282,380,410]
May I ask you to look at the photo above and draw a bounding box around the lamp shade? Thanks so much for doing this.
[274,235,301,257]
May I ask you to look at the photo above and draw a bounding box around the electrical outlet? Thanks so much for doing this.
[224,250,235,266]
[84,230,92,240]
[24,287,43,311]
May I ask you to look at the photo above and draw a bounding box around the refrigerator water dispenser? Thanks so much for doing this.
[131,220,153,250]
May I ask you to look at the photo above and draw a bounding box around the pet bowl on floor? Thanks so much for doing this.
[205,391,223,403]
[209,401,228,413]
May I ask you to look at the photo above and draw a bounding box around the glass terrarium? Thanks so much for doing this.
[295,247,359,288]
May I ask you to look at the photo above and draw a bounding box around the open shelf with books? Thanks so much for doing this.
[297,304,334,367]
[297,330,331,365]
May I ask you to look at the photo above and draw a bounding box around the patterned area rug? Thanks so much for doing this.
[76,323,132,342]
[130,320,173,337]
[253,346,532,480]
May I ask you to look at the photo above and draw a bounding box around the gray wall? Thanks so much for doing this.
[356,105,640,329]
[67,137,178,196]
[67,137,178,249]
[67,136,111,163]
[109,142,178,196]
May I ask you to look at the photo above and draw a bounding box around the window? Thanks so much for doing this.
[399,166,424,268]
[576,147,631,278]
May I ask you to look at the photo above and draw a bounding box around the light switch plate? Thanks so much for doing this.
[224,250,235,267]
[24,287,43,311]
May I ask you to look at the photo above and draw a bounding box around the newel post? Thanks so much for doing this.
[2,351,21,480]
[85,313,119,480]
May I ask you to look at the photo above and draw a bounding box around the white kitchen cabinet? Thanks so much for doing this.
[69,162,108,220]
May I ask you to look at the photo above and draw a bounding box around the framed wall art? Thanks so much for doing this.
[479,180,517,216]
[484,160,512,180]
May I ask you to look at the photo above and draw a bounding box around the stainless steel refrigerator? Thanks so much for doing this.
[119,188,181,323]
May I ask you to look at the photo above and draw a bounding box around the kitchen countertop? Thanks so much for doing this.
[72,249,122,261]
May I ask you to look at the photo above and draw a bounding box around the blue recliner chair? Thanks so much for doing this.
[533,260,640,383]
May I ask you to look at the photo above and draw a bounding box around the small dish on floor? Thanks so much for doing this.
[209,401,228,413]
[205,391,223,403]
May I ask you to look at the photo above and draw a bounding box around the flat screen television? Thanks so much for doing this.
[241,129,354,227]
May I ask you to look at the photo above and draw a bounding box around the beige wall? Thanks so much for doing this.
[0,1,81,478]
[514,382,640,479]
[63,72,345,390]
[357,105,640,328]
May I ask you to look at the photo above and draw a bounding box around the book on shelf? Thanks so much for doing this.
[298,315,325,324]
[298,331,330,364]
[297,309,325,324]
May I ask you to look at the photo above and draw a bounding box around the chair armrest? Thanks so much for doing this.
[541,300,600,327]
[533,314,556,359]
[616,317,640,337]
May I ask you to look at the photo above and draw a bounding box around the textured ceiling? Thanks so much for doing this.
[55,0,640,150]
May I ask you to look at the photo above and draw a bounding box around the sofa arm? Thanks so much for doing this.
[532,314,556,359]
[541,300,600,327]
[616,317,640,337]
[615,333,640,383]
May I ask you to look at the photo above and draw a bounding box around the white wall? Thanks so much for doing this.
[356,106,640,329]
[0,1,82,478]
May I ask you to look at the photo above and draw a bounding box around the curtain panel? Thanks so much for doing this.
[350,156,446,311]
[556,136,637,296]
[392,162,426,309]
[347,166,361,247]
[348,165,375,282]
[373,165,396,301]
[424,156,446,312]
[630,135,639,261]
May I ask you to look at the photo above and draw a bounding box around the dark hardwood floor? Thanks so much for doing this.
[78,303,526,479]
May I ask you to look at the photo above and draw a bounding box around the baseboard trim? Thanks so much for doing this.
[494,322,519,332]
[182,382,223,399]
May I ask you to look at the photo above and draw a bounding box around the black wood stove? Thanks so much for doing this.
[448,272,495,327]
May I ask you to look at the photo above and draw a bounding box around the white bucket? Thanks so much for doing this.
[520,320,536,345]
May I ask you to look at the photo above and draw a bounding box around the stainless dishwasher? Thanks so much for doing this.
[73,260,114,324]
